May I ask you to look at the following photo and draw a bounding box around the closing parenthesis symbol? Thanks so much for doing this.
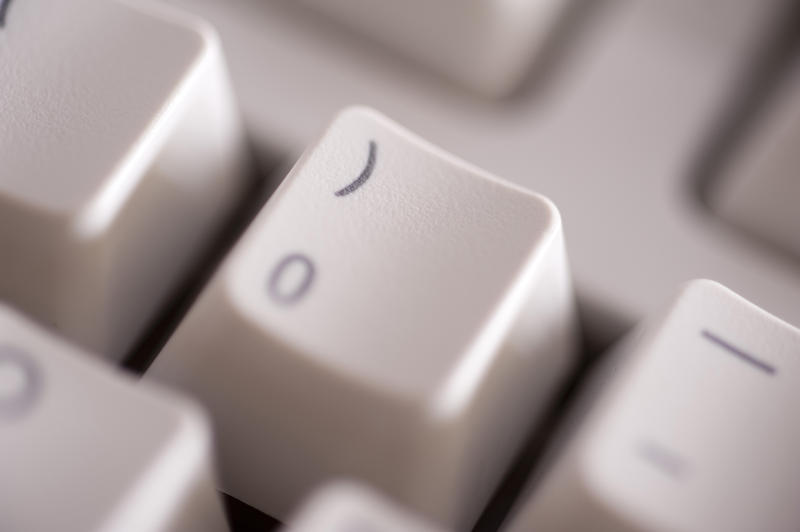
[334,140,377,197]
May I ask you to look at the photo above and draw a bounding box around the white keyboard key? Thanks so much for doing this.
[286,482,446,532]
[506,279,800,532]
[711,55,800,260]
[0,0,251,360]
[294,0,569,97]
[147,107,579,528]
[0,304,227,532]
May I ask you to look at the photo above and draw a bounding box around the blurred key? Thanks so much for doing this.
[506,279,800,532]
[286,482,446,532]
[0,0,252,360]
[712,54,800,261]
[147,107,579,528]
[0,304,227,532]
[294,0,570,97]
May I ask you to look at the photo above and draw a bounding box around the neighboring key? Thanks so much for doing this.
[286,482,446,532]
[506,279,800,532]
[0,304,227,532]
[146,107,579,528]
[0,0,252,360]
[294,0,570,97]
[711,54,800,261]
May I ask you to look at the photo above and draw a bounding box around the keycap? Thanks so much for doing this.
[293,0,569,97]
[0,304,228,532]
[711,54,800,261]
[505,279,800,532]
[0,0,251,360]
[146,106,579,528]
[286,482,446,532]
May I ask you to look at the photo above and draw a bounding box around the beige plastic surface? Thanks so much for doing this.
[292,0,569,97]
[0,0,252,360]
[506,279,800,532]
[0,304,228,532]
[285,482,446,532]
[147,107,579,529]
[712,55,800,261]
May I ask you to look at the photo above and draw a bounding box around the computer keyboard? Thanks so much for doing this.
[2,0,800,531]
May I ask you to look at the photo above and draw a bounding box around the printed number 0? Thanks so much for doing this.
[267,253,315,305]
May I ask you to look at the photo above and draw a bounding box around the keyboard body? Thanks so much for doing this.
[2,0,800,530]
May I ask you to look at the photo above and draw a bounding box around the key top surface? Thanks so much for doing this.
[147,106,578,529]
[506,279,800,532]
[0,304,228,532]
[0,0,201,210]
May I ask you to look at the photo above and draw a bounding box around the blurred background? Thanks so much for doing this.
[164,0,800,353]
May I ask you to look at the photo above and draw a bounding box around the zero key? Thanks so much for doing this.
[0,0,252,360]
[0,304,228,532]
[147,106,579,529]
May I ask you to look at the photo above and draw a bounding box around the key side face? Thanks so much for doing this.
[225,107,558,398]
[0,0,204,211]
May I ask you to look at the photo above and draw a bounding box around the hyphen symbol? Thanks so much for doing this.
[0,0,12,27]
